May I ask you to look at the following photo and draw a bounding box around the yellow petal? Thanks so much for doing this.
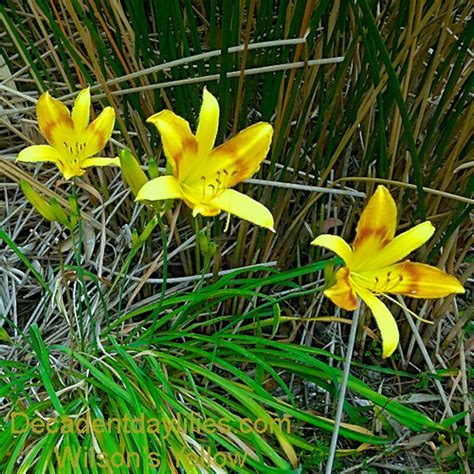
[147,110,197,180]
[324,267,358,311]
[16,145,63,164]
[72,88,91,132]
[208,189,274,230]
[61,165,85,181]
[136,175,182,202]
[191,204,221,217]
[84,107,115,157]
[185,122,273,189]
[311,234,352,266]
[36,91,73,148]
[358,221,435,271]
[81,157,120,168]
[351,186,397,269]
[195,88,219,161]
[358,261,465,298]
[353,283,399,358]
[179,189,220,216]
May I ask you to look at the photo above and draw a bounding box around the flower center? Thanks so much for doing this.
[197,168,238,201]
[63,140,87,168]
[352,270,404,294]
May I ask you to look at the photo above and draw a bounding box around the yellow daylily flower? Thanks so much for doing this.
[312,185,465,358]
[17,88,118,180]
[136,88,275,231]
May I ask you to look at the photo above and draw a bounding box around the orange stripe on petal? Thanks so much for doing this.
[351,186,397,269]
[36,91,73,148]
[186,122,273,189]
[147,110,197,180]
[360,261,465,299]
[84,107,115,157]
[357,221,435,271]
[324,267,358,311]
[216,122,273,186]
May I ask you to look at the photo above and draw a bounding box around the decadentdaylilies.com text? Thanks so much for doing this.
[9,411,291,438]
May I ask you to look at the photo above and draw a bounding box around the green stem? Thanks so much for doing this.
[70,180,94,349]
[147,215,168,347]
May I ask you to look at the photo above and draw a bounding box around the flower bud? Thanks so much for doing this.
[119,148,148,197]
[50,197,70,228]
[68,195,79,228]
[198,229,217,258]
[323,261,336,290]
[20,180,57,222]
[138,215,159,245]
[148,158,159,179]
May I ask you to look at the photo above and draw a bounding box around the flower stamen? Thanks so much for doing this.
[381,294,433,324]
[208,183,216,198]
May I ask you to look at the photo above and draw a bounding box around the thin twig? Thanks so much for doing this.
[395,294,454,417]
[246,178,366,198]
[92,58,345,99]
[336,177,474,205]
[116,261,278,284]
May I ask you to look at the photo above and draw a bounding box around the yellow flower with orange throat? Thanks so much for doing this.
[137,88,275,231]
[16,88,118,180]
[312,185,465,358]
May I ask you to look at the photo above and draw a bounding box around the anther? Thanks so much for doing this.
[221,168,229,188]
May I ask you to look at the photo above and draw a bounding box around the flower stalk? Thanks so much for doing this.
[325,303,361,473]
